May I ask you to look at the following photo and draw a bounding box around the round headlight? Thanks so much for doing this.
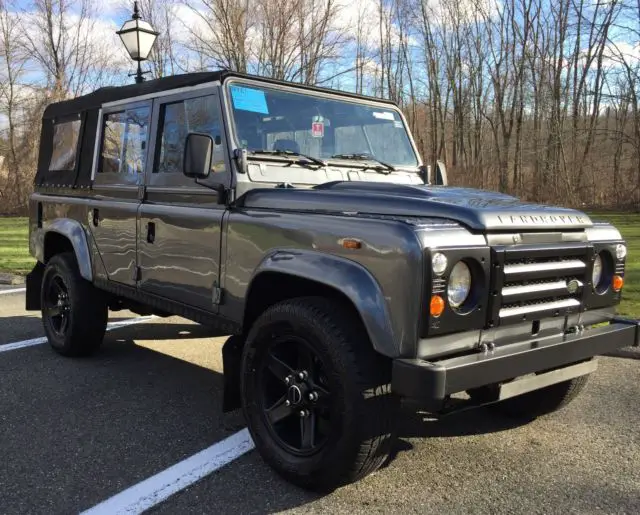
[592,254,603,288]
[616,244,627,261]
[432,252,448,276]
[447,261,472,308]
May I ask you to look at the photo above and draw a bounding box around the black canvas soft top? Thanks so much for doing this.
[43,71,225,119]
[43,70,397,120]
[37,70,399,189]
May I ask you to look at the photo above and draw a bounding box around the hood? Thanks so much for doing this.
[238,182,592,231]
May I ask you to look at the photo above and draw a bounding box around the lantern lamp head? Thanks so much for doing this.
[117,2,159,83]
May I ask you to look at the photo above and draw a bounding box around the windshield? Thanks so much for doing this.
[226,81,419,168]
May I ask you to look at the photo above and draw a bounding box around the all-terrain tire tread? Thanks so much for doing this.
[42,252,108,357]
[243,296,397,490]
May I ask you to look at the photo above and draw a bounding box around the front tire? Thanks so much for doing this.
[241,297,398,491]
[41,252,108,357]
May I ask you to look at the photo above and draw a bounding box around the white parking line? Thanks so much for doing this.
[0,287,26,295]
[0,316,156,353]
[81,428,255,515]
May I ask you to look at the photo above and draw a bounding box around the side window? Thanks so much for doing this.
[155,95,225,174]
[101,112,126,174]
[49,119,81,171]
[99,106,150,175]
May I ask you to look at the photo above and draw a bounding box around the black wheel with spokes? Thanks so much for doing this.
[43,273,71,338]
[241,297,398,491]
[41,252,108,356]
[258,334,333,456]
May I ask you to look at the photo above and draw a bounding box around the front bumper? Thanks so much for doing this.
[392,320,640,411]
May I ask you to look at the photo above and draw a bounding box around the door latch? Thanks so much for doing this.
[147,222,155,244]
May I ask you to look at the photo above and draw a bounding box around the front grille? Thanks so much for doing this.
[489,243,591,326]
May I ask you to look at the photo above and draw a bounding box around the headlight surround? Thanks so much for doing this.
[447,261,472,309]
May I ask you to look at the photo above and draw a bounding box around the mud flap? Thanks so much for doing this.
[25,262,44,311]
[222,335,245,412]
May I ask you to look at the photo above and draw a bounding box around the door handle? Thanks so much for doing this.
[147,222,155,244]
[92,208,99,227]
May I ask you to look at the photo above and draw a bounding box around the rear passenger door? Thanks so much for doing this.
[90,102,151,286]
[138,88,230,312]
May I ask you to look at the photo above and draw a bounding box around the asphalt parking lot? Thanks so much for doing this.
[1,284,639,514]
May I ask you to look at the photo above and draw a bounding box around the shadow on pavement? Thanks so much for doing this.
[0,327,241,514]
[395,403,528,440]
[107,320,225,342]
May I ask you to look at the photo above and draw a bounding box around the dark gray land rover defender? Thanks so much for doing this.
[26,70,639,490]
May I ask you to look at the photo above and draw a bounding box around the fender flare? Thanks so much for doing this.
[247,249,397,357]
[34,218,93,281]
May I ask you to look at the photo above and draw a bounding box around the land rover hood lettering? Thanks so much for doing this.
[239,183,593,231]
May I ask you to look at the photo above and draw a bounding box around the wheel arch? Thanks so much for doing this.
[242,250,397,357]
[34,219,93,281]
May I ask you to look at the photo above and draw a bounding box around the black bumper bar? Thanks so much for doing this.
[393,320,640,411]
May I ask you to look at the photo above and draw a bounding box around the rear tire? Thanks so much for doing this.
[41,252,108,357]
[241,297,398,491]
[469,374,590,419]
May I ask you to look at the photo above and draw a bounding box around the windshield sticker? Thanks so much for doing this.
[394,120,403,128]
[311,115,324,138]
[372,111,395,121]
[230,86,269,114]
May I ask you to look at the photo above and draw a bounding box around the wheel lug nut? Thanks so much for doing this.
[299,409,309,418]
[285,400,291,407]
[284,376,291,385]
[308,392,318,402]
[298,371,308,381]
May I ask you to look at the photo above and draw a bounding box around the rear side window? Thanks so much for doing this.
[155,95,224,174]
[49,119,81,171]
[99,106,150,175]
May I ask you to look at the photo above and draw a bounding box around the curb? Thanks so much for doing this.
[0,273,24,285]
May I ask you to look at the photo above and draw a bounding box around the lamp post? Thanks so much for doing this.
[117,1,159,84]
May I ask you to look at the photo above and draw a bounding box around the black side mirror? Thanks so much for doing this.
[183,133,213,179]
[419,164,429,184]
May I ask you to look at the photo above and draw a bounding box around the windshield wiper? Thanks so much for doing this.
[250,149,327,168]
[329,153,396,173]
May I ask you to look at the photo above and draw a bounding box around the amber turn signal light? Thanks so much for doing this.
[430,295,445,317]
[341,239,362,250]
[613,275,624,292]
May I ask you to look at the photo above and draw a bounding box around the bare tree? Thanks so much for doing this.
[22,0,115,99]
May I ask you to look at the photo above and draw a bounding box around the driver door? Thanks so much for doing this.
[138,88,231,312]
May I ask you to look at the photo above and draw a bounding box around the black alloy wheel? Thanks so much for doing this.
[241,297,398,491]
[43,272,71,338]
[41,252,108,357]
[257,333,333,456]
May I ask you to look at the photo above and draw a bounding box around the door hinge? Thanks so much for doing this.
[212,284,223,305]
[137,185,147,201]
[133,265,141,282]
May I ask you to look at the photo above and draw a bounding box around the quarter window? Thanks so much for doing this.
[155,95,224,174]
[49,119,81,171]
[99,106,150,175]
